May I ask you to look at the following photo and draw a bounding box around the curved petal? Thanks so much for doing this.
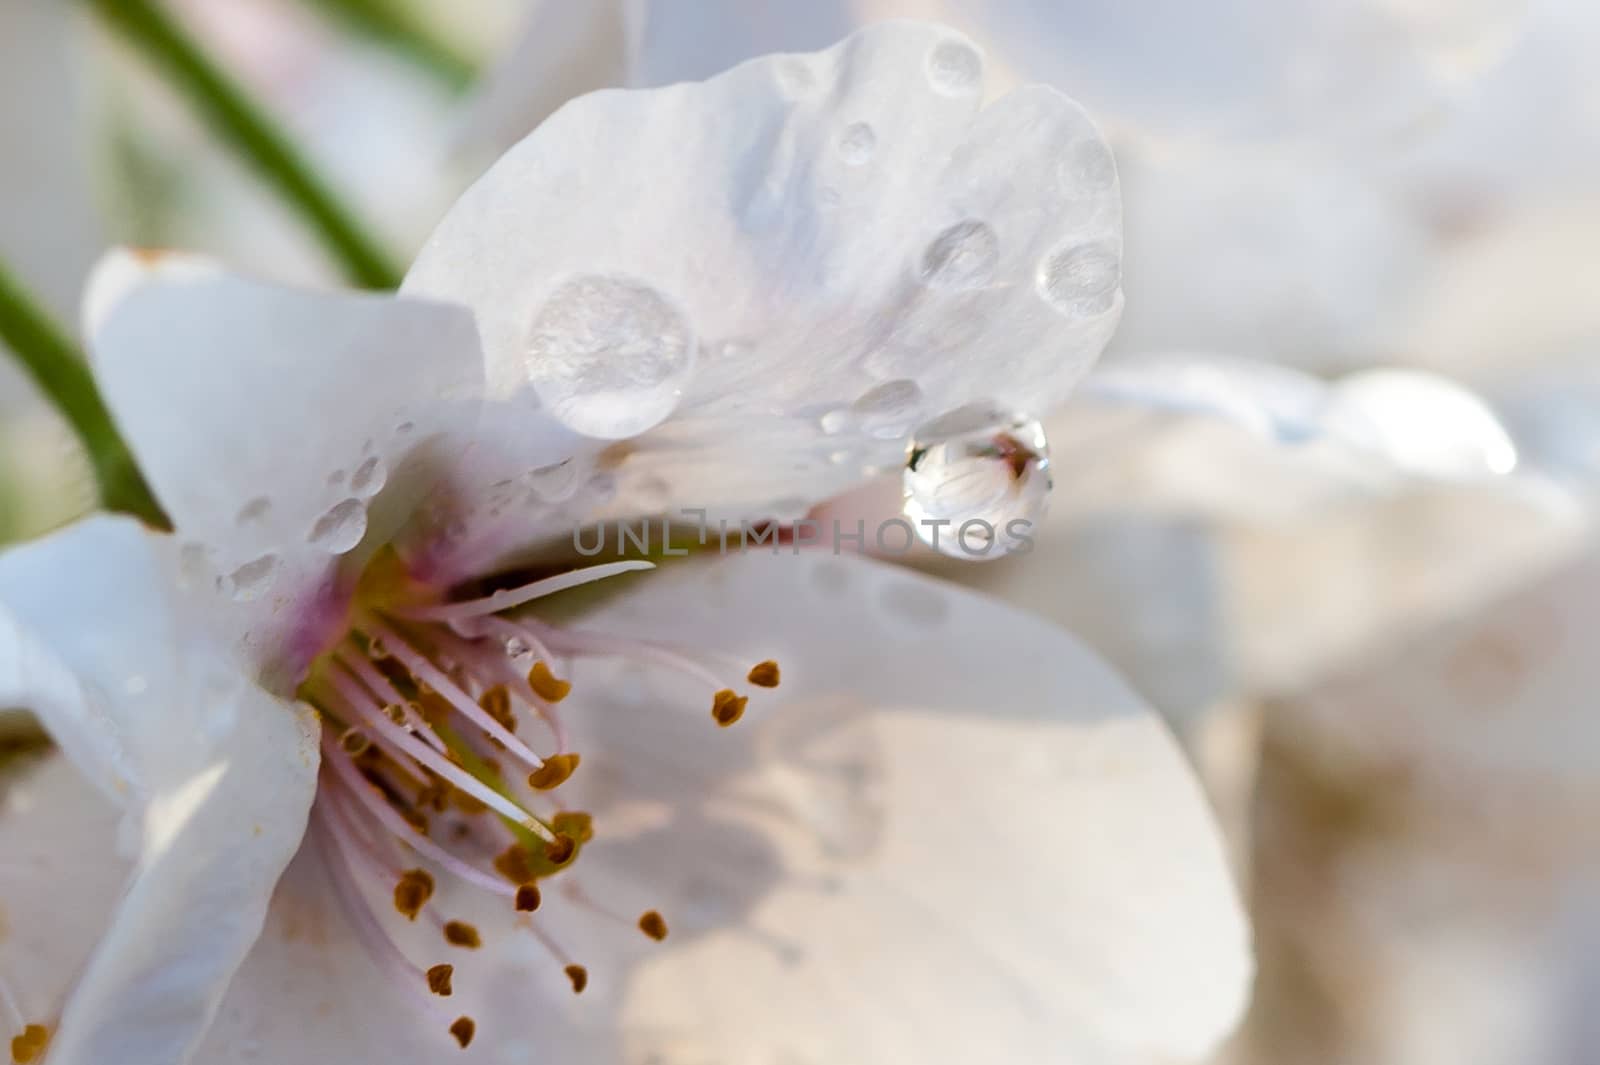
[0,754,129,1048]
[0,516,319,1065]
[406,22,1122,530]
[83,255,493,678]
[1082,357,1519,480]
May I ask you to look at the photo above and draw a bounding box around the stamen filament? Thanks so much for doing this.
[527,621,729,690]
[335,649,449,755]
[319,738,520,896]
[0,970,26,1032]
[322,663,554,839]
[359,621,551,772]
[392,560,654,622]
[311,812,452,1020]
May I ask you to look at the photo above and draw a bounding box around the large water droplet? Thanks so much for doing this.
[852,379,923,439]
[837,122,877,165]
[925,38,982,96]
[919,220,999,291]
[350,455,388,497]
[819,408,852,435]
[902,405,1051,561]
[225,554,280,601]
[308,499,368,554]
[526,275,696,439]
[1037,242,1121,315]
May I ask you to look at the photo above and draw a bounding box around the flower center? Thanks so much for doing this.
[299,553,780,1050]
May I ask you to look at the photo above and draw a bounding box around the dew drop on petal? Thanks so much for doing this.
[225,554,280,601]
[525,459,581,503]
[1059,137,1117,194]
[350,455,388,497]
[903,404,1051,561]
[525,274,696,439]
[818,408,852,435]
[235,496,271,525]
[1037,242,1121,316]
[837,122,877,165]
[919,220,999,291]
[308,499,368,554]
[178,542,213,588]
[852,379,924,440]
[925,38,983,96]
[327,469,346,488]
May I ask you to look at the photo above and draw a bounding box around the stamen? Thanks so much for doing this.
[449,1017,476,1049]
[564,965,589,994]
[394,560,655,622]
[711,689,748,727]
[320,738,523,897]
[426,965,454,996]
[527,661,572,703]
[638,911,669,941]
[310,813,451,1020]
[322,664,555,840]
[336,650,449,755]
[443,921,482,949]
[527,753,580,791]
[747,660,781,688]
[357,622,551,773]
[9,1025,48,1064]
[516,884,543,912]
[393,869,435,921]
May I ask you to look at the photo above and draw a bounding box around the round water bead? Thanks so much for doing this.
[902,405,1052,561]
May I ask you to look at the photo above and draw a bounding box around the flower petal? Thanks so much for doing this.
[407,22,1121,525]
[0,516,319,1065]
[546,552,1252,1063]
[0,754,129,1042]
[83,256,489,676]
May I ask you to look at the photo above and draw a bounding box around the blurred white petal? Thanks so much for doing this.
[0,517,317,1065]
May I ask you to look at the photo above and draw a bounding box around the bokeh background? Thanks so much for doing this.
[3,2,1598,1063]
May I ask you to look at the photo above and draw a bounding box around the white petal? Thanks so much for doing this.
[407,22,1122,525]
[548,552,1251,1063]
[84,258,488,674]
[0,754,129,1040]
[0,516,319,1065]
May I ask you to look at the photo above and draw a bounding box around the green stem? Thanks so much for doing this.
[87,0,404,289]
[0,262,170,529]
[295,0,479,93]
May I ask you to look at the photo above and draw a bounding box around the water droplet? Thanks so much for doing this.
[766,497,811,521]
[525,275,696,439]
[1037,242,1121,316]
[587,472,618,505]
[525,459,581,503]
[395,420,415,435]
[925,38,982,96]
[226,554,280,602]
[327,469,347,488]
[837,122,877,165]
[1059,138,1116,193]
[308,499,368,554]
[828,449,853,465]
[819,408,852,435]
[503,635,531,658]
[919,220,999,291]
[235,496,271,525]
[350,455,388,497]
[903,404,1051,561]
[777,59,818,97]
[851,379,923,440]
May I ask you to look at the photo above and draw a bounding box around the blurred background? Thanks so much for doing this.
[2,1,1598,1063]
